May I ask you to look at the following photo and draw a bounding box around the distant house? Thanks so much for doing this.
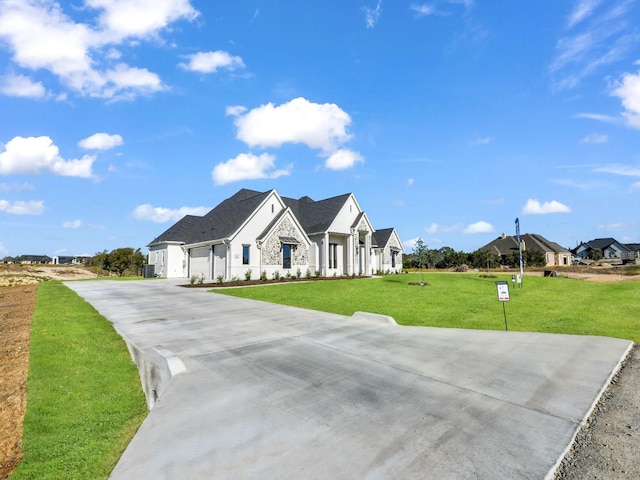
[623,243,640,264]
[572,238,632,263]
[52,256,89,265]
[19,255,52,264]
[480,233,572,267]
[147,188,403,281]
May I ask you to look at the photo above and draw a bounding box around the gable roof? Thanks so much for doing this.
[149,189,272,246]
[625,243,640,252]
[372,228,394,248]
[282,193,352,235]
[148,188,386,248]
[481,233,570,256]
[582,238,630,251]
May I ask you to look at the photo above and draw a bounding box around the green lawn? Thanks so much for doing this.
[215,273,640,342]
[12,282,147,480]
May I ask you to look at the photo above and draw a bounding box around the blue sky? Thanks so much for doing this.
[0,0,639,258]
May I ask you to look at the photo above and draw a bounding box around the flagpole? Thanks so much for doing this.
[516,218,523,287]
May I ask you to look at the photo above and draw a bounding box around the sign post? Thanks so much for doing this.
[495,281,510,331]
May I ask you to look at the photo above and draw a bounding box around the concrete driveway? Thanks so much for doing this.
[65,279,632,480]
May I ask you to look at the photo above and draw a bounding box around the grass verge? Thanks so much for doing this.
[215,272,640,342]
[11,281,147,480]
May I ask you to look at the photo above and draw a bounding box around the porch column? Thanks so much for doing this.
[365,232,371,275]
[347,233,354,276]
[322,233,329,276]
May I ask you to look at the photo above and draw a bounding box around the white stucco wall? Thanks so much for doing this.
[148,244,185,278]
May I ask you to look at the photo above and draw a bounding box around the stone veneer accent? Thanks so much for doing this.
[261,217,308,267]
[383,232,402,264]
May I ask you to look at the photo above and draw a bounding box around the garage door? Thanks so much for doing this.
[189,247,210,280]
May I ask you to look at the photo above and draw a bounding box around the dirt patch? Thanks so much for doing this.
[0,264,97,287]
[0,284,36,479]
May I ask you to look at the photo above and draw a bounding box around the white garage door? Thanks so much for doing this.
[189,247,210,280]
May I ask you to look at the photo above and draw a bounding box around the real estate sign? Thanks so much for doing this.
[496,281,510,302]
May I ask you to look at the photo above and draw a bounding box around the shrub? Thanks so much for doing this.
[315,270,321,278]
[216,274,224,284]
[273,270,280,280]
[260,270,267,281]
[244,269,252,281]
[296,268,302,279]
[306,269,312,279]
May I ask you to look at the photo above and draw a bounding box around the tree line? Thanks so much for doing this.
[2,247,147,277]
[91,248,146,277]
[404,238,547,270]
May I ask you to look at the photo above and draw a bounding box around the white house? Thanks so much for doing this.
[147,188,403,281]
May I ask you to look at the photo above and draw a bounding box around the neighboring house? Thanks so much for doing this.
[623,243,640,264]
[372,228,403,274]
[480,233,572,267]
[572,238,632,263]
[52,256,89,265]
[147,188,403,280]
[19,255,52,264]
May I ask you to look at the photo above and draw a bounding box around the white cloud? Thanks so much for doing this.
[567,0,602,29]
[463,221,494,234]
[0,73,46,98]
[78,133,124,150]
[410,4,437,17]
[232,97,354,153]
[522,199,571,215]
[0,199,44,215]
[0,136,95,178]
[364,1,382,28]
[574,112,619,123]
[407,178,414,186]
[595,163,640,177]
[595,164,640,176]
[62,219,83,229]
[179,51,245,73]
[226,105,247,116]
[132,204,210,223]
[632,181,640,189]
[87,0,199,40]
[212,152,290,186]
[403,237,420,250]
[0,0,197,100]
[324,149,364,170]
[597,222,625,231]
[470,136,492,145]
[611,68,640,129]
[425,222,460,234]
[580,132,608,143]
[550,1,636,90]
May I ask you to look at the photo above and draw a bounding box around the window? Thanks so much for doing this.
[329,243,338,269]
[242,245,250,265]
[391,250,397,268]
[283,244,292,269]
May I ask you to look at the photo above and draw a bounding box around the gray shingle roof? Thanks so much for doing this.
[149,189,271,245]
[481,233,570,255]
[585,238,629,251]
[282,193,351,234]
[372,228,394,248]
